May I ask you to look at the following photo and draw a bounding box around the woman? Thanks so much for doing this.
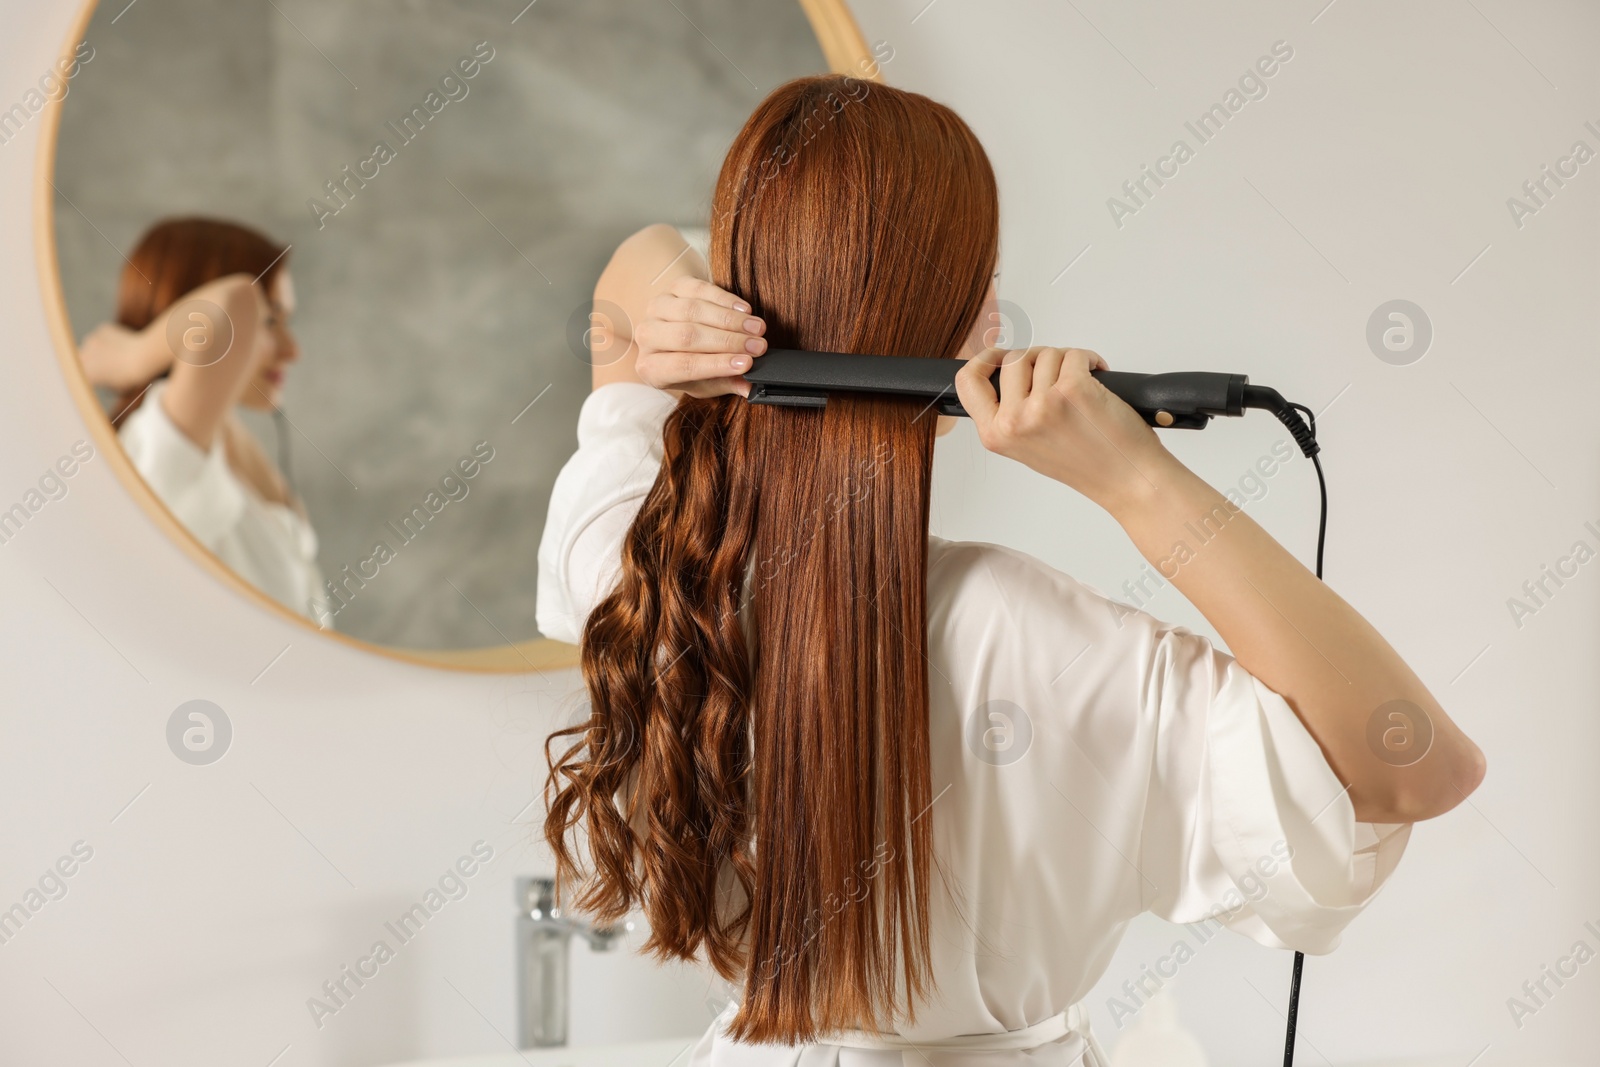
[539,76,1484,1062]
[79,218,323,623]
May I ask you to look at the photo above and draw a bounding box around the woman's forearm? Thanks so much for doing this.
[160,274,265,449]
[1110,453,1486,824]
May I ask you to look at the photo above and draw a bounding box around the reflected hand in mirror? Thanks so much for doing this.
[79,320,172,394]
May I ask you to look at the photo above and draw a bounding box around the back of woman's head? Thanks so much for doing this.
[545,74,998,1043]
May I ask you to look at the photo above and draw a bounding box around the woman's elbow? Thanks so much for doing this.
[1371,739,1488,823]
[598,224,683,290]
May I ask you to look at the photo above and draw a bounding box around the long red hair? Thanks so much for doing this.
[544,75,999,1042]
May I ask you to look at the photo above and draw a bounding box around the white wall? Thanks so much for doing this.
[1,2,1595,1066]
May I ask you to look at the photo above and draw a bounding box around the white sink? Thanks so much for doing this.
[377,1038,698,1067]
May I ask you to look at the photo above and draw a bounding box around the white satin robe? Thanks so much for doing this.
[118,379,325,623]
[536,383,1411,1066]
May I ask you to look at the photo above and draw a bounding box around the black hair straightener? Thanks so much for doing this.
[745,349,1319,457]
[745,346,1328,1067]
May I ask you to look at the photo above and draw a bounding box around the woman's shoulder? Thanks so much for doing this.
[925,535,1171,659]
[116,380,250,541]
[117,380,205,468]
[578,381,679,444]
[927,536,1118,614]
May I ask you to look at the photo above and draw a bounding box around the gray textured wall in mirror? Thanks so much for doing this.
[53,0,829,650]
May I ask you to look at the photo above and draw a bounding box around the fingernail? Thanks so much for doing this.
[733,301,751,313]
[744,317,764,334]
[745,338,766,354]
[732,356,750,370]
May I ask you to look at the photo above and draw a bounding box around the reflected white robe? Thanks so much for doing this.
[537,383,1411,1065]
[118,379,325,623]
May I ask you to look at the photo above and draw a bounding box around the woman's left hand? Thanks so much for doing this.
[79,321,170,392]
[634,275,767,397]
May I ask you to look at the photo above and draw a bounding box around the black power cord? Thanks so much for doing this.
[1283,949,1306,1066]
[1288,400,1326,576]
[273,407,297,497]
[1262,397,1325,1067]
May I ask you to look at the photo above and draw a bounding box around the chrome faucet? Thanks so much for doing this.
[516,876,631,1047]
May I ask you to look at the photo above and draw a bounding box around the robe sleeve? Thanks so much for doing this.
[1132,609,1412,954]
[535,382,677,643]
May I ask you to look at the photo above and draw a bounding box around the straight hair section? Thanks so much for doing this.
[545,74,999,1043]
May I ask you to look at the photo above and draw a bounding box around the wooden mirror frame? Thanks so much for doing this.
[34,0,879,674]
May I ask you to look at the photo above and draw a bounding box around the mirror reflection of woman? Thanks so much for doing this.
[79,218,325,624]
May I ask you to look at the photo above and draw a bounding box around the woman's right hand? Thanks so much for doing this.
[954,345,1177,514]
[634,275,767,398]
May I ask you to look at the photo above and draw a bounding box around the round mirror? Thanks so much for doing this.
[41,0,877,670]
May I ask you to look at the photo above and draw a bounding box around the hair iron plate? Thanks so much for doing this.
[744,349,1272,432]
